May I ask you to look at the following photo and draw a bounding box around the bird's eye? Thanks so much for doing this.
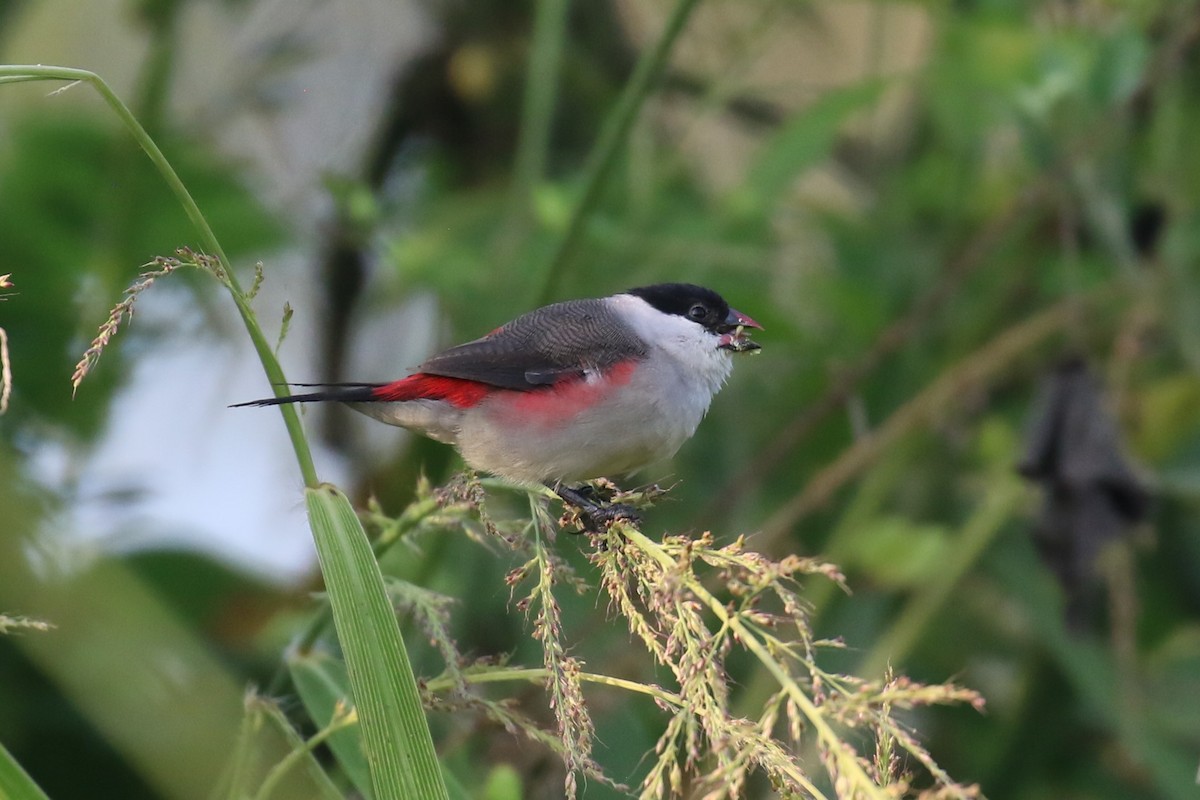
[687,303,708,321]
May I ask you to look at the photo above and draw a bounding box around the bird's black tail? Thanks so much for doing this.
[229,383,382,408]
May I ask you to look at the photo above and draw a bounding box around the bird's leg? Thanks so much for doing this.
[552,482,641,533]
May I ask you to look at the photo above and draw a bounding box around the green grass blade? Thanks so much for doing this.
[512,0,570,204]
[289,650,374,800]
[0,740,50,800]
[736,80,884,214]
[305,484,448,800]
[289,650,482,799]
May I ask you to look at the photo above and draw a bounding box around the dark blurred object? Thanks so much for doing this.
[1129,201,1166,258]
[1018,358,1152,628]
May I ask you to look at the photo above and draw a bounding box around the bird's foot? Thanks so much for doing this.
[553,483,642,534]
[581,503,641,532]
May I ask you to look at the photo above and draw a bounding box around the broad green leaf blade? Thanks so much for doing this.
[305,484,448,800]
[289,650,478,800]
[0,740,50,800]
[289,650,374,800]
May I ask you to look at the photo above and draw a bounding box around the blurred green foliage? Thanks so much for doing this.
[3,0,1200,798]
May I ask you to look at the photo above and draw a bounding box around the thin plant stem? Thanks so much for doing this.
[512,0,570,206]
[425,666,685,709]
[254,708,356,800]
[535,0,702,304]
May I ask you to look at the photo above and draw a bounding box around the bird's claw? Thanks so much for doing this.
[578,503,641,534]
[552,483,642,534]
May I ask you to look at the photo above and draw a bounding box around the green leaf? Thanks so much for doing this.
[289,650,374,800]
[843,515,951,588]
[732,80,884,216]
[305,484,448,800]
[482,764,524,800]
[0,740,50,800]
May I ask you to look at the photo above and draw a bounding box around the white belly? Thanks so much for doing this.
[457,352,730,484]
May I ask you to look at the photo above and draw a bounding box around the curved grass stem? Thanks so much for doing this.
[254,706,356,800]
[0,63,445,799]
[0,64,318,488]
[425,666,686,710]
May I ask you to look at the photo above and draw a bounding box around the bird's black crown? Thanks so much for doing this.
[626,283,732,332]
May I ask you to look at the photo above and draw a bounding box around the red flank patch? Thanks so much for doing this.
[370,360,639,418]
[508,360,638,424]
[371,374,492,408]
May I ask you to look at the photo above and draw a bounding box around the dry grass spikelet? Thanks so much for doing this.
[0,273,13,414]
[524,533,599,799]
[0,614,54,634]
[590,520,984,799]
[386,579,467,694]
[70,248,222,397]
[359,477,985,799]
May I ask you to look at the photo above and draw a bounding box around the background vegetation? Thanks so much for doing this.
[2,0,1200,798]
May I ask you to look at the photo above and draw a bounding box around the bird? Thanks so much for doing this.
[234,283,762,528]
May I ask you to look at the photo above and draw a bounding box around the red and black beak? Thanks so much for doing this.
[716,307,763,352]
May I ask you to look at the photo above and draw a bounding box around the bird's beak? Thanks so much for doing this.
[717,307,763,352]
[722,308,762,331]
